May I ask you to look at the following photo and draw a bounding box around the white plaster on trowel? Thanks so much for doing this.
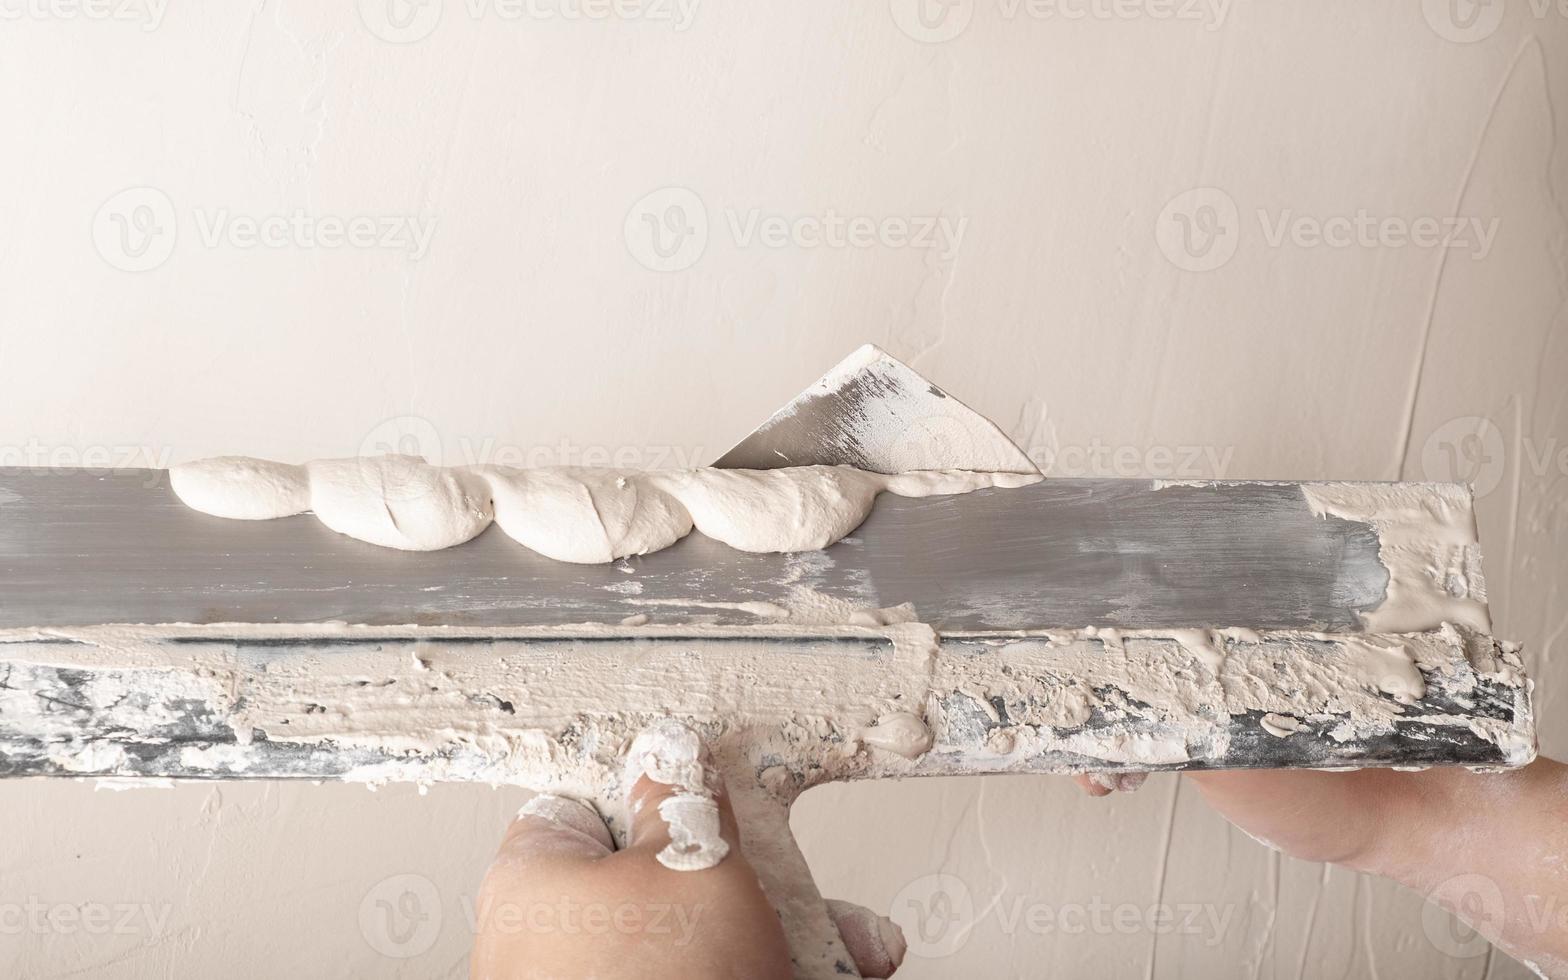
[169,456,311,520]
[629,588,918,628]
[1301,482,1491,634]
[1152,481,1491,639]
[170,455,1038,563]
[8,618,1532,794]
[857,711,934,759]
[939,622,1533,770]
[1260,713,1305,738]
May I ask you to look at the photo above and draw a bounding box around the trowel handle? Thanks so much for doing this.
[587,756,860,979]
[722,771,863,980]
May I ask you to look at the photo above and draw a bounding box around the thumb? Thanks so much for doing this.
[623,719,737,872]
[491,792,615,875]
[825,899,907,978]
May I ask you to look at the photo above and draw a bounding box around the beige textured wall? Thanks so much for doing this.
[2,1,1565,976]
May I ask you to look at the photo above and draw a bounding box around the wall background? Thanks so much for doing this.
[2,1,1565,976]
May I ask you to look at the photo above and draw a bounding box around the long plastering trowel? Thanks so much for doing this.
[0,345,1535,979]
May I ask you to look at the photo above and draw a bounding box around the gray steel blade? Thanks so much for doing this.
[0,468,1388,631]
[0,349,1386,630]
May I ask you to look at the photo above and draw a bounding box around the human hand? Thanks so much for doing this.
[471,727,907,980]
[1075,767,1463,872]
[1077,760,1568,976]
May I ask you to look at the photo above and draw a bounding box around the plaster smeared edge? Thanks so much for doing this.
[1300,482,1491,633]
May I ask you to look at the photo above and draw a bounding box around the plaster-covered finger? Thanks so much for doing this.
[493,793,614,871]
[1089,772,1147,794]
[623,719,735,871]
[1074,773,1111,797]
[825,899,907,978]
[1078,772,1146,796]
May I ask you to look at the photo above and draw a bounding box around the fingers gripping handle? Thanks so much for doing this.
[612,720,861,978]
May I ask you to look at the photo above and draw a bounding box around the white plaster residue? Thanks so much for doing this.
[1301,482,1491,634]
[858,711,934,759]
[92,777,177,791]
[1165,628,1227,674]
[517,793,590,825]
[624,720,729,871]
[1338,635,1426,702]
[1083,627,1261,678]
[629,587,917,628]
[628,597,792,621]
[170,455,1039,563]
[937,623,1531,768]
[1260,713,1304,738]
[169,456,311,520]
[0,620,1533,822]
[654,794,727,872]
